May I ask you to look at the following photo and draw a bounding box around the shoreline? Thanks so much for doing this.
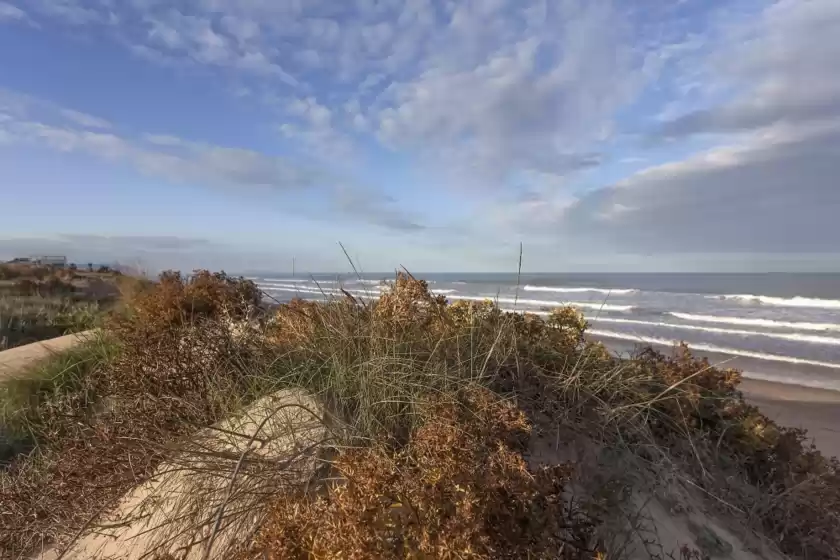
[740,378,840,458]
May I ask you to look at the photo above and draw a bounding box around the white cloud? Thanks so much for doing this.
[361,21,395,52]
[0,89,423,232]
[293,49,322,68]
[26,0,108,25]
[658,0,840,138]
[0,96,320,191]
[333,184,425,231]
[287,96,332,127]
[371,1,639,186]
[279,95,360,162]
[454,0,840,257]
[58,108,112,129]
[11,1,646,190]
[561,119,840,253]
[557,0,840,254]
[219,14,260,43]
[0,2,25,21]
[0,88,112,130]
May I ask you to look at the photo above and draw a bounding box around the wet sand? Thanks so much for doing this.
[740,378,840,459]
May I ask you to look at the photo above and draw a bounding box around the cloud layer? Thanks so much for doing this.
[2,0,840,268]
[557,0,840,254]
[6,1,644,185]
[0,88,422,232]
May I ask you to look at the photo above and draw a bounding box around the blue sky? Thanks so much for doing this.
[1,0,839,273]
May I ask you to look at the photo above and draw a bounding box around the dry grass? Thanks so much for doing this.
[0,271,263,556]
[0,333,120,459]
[0,295,104,350]
[0,263,124,350]
[0,270,838,559]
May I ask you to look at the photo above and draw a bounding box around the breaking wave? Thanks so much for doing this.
[591,317,840,346]
[523,285,637,295]
[668,312,840,332]
[710,294,840,310]
[587,329,840,370]
[445,294,634,312]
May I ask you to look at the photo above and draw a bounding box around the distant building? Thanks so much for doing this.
[32,255,68,268]
[3,255,68,268]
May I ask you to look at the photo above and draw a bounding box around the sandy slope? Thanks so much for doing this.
[35,389,326,560]
[0,331,94,379]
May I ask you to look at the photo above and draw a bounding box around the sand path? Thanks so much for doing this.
[0,331,95,380]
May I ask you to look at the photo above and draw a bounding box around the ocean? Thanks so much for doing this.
[246,272,840,392]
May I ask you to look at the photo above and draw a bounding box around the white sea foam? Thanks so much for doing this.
[586,329,840,369]
[669,312,840,332]
[262,278,309,283]
[445,294,633,312]
[257,282,314,290]
[260,286,335,295]
[261,286,379,300]
[523,285,636,295]
[258,277,341,285]
[261,288,631,312]
[261,285,441,297]
[710,294,840,309]
[496,310,840,346]
[590,317,840,346]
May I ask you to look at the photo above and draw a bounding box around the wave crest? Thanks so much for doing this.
[710,294,840,310]
[523,285,636,295]
[586,329,840,370]
[669,312,840,332]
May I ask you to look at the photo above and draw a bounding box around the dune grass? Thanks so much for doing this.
[0,333,120,459]
[0,270,838,559]
[0,263,125,350]
[0,295,104,350]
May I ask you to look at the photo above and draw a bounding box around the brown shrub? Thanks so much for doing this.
[264,275,598,443]
[0,272,264,556]
[115,269,259,333]
[630,346,840,559]
[11,278,39,296]
[373,272,448,329]
[252,388,599,559]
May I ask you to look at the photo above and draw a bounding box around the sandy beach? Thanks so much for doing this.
[740,378,840,459]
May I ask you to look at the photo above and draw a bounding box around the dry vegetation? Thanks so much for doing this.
[251,388,598,559]
[0,262,126,349]
[0,270,838,559]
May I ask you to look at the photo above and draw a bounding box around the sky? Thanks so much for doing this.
[1,0,839,274]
